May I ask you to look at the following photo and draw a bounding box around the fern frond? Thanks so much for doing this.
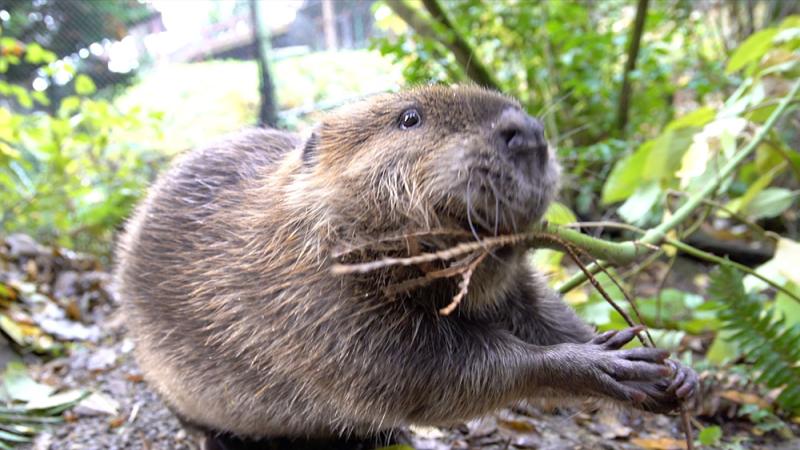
[709,266,800,414]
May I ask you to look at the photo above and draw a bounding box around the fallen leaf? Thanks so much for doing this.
[26,389,87,411]
[497,418,537,433]
[0,283,17,301]
[408,425,445,439]
[594,410,632,439]
[630,437,688,450]
[719,390,771,408]
[125,373,144,383]
[74,392,120,417]
[2,361,55,402]
[109,416,125,428]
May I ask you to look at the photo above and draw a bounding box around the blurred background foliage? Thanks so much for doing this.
[1,0,800,442]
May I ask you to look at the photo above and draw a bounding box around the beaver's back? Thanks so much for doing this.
[117,128,298,307]
[114,129,301,428]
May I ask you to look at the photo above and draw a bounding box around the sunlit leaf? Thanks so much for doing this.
[698,425,723,446]
[746,238,800,291]
[726,28,778,74]
[74,74,97,96]
[601,141,653,204]
[644,127,696,181]
[665,106,715,131]
[544,201,576,225]
[775,282,800,328]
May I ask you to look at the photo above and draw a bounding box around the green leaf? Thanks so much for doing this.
[31,90,50,107]
[58,96,81,117]
[742,188,797,219]
[23,42,55,65]
[726,161,786,214]
[601,141,653,204]
[544,201,577,225]
[698,425,723,445]
[618,181,661,224]
[775,282,800,328]
[665,107,715,132]
[644,127,697,181]
[74,74,96,96]
[726,28,778,74]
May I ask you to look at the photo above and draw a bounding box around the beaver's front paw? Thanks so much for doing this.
[624,359,699,413]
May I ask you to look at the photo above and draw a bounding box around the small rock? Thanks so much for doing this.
[53,271,80,299]
[38,318,100,341]
[87,347,118,371]
[6,234,42,258]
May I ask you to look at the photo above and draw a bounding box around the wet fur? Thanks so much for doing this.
[115,85,692,443]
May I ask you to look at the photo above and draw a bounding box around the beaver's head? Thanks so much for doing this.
[302,85,559,236]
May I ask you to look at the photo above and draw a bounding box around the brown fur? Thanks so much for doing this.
[115,85,696,442]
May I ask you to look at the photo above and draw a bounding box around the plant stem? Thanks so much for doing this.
[664,237,800,304]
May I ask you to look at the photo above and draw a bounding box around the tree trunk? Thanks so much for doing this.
[249,0,278,128]
[614,0,649,136]
[322,0,338,51]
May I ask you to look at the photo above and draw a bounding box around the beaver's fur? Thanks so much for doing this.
[115,85,697,447]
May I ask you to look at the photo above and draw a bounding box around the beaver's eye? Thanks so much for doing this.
[399,109,421,130]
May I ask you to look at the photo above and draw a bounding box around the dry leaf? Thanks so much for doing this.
[630,437,687,450]
[497,418,537,433]
[719,390,771,408]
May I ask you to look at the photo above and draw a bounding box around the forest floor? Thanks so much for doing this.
[1,234,798,450]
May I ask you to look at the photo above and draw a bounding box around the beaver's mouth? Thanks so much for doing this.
[450,161,550,237]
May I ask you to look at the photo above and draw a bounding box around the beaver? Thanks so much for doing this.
[115,85,697,449]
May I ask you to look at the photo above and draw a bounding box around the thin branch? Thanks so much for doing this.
[388,0,501,90]
[439,252,488,315]
[560,241,648,346]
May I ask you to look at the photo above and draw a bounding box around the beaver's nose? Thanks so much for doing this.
[493,108,547,159]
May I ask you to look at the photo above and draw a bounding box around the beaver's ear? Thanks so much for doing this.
[301,129,320,166]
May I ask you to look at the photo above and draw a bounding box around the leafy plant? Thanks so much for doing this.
[0,29,164,255]
[602,16,800,228]
[709,266,800,414]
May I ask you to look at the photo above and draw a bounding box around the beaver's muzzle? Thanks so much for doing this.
[492,108,547,165]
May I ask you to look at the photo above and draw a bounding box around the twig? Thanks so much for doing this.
[383,252,479,297]
[681,404,695,450]
[559,240,648,347]
[333,228,470,258]
[439,252,488,315]
[331,233,529,274]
